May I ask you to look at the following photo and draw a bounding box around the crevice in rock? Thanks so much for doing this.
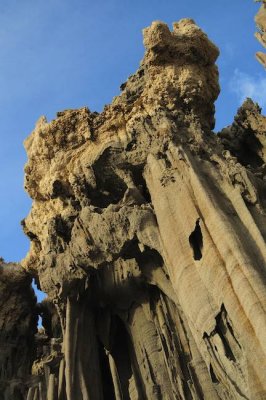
[97,341,116,400]
[51,179,72,199]
[54,215,75,244]
[38,299,62,338]
[215,305,236,362]
[210,364,219,384]
[130,164,151,203]
[32,278,46,302]
[157,151,171,168]
[235,132,264,168]
[110,316,133,400]
[90,148,128,208]
[121,240,164,270]
[189,219,203,260]
[125,135,137,151]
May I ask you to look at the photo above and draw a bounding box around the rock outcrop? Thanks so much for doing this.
[1,18,266,400]
[255,0,266,67]
[0,260,37,400]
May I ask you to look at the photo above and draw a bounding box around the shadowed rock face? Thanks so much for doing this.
[0,261,37,400]
[1,18,266,400]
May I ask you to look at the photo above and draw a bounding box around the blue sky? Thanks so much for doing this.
[0,0,264,267]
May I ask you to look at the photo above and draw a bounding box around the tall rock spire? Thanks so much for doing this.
[1,19,266,400]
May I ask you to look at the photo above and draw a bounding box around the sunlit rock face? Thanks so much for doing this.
[255,1,266,68]
[1,18,266,400]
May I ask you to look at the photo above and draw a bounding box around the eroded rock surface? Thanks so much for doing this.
[0,260,37,399]
[1,18,266,400]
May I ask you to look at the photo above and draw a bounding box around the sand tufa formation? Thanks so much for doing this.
[1,18,266,400]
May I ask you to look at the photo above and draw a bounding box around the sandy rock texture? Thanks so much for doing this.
[255,0,266,67]
[1,18,266,400]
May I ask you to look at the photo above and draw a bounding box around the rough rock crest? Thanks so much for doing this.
[1,19,266,400]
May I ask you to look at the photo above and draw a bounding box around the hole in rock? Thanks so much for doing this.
[32,279,46,328]
[210,364,219,384]
[189,219,203,261]
[37,316,43,328]
[125,137,137,151]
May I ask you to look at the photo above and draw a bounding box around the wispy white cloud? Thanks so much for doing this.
[230,69,266,108]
